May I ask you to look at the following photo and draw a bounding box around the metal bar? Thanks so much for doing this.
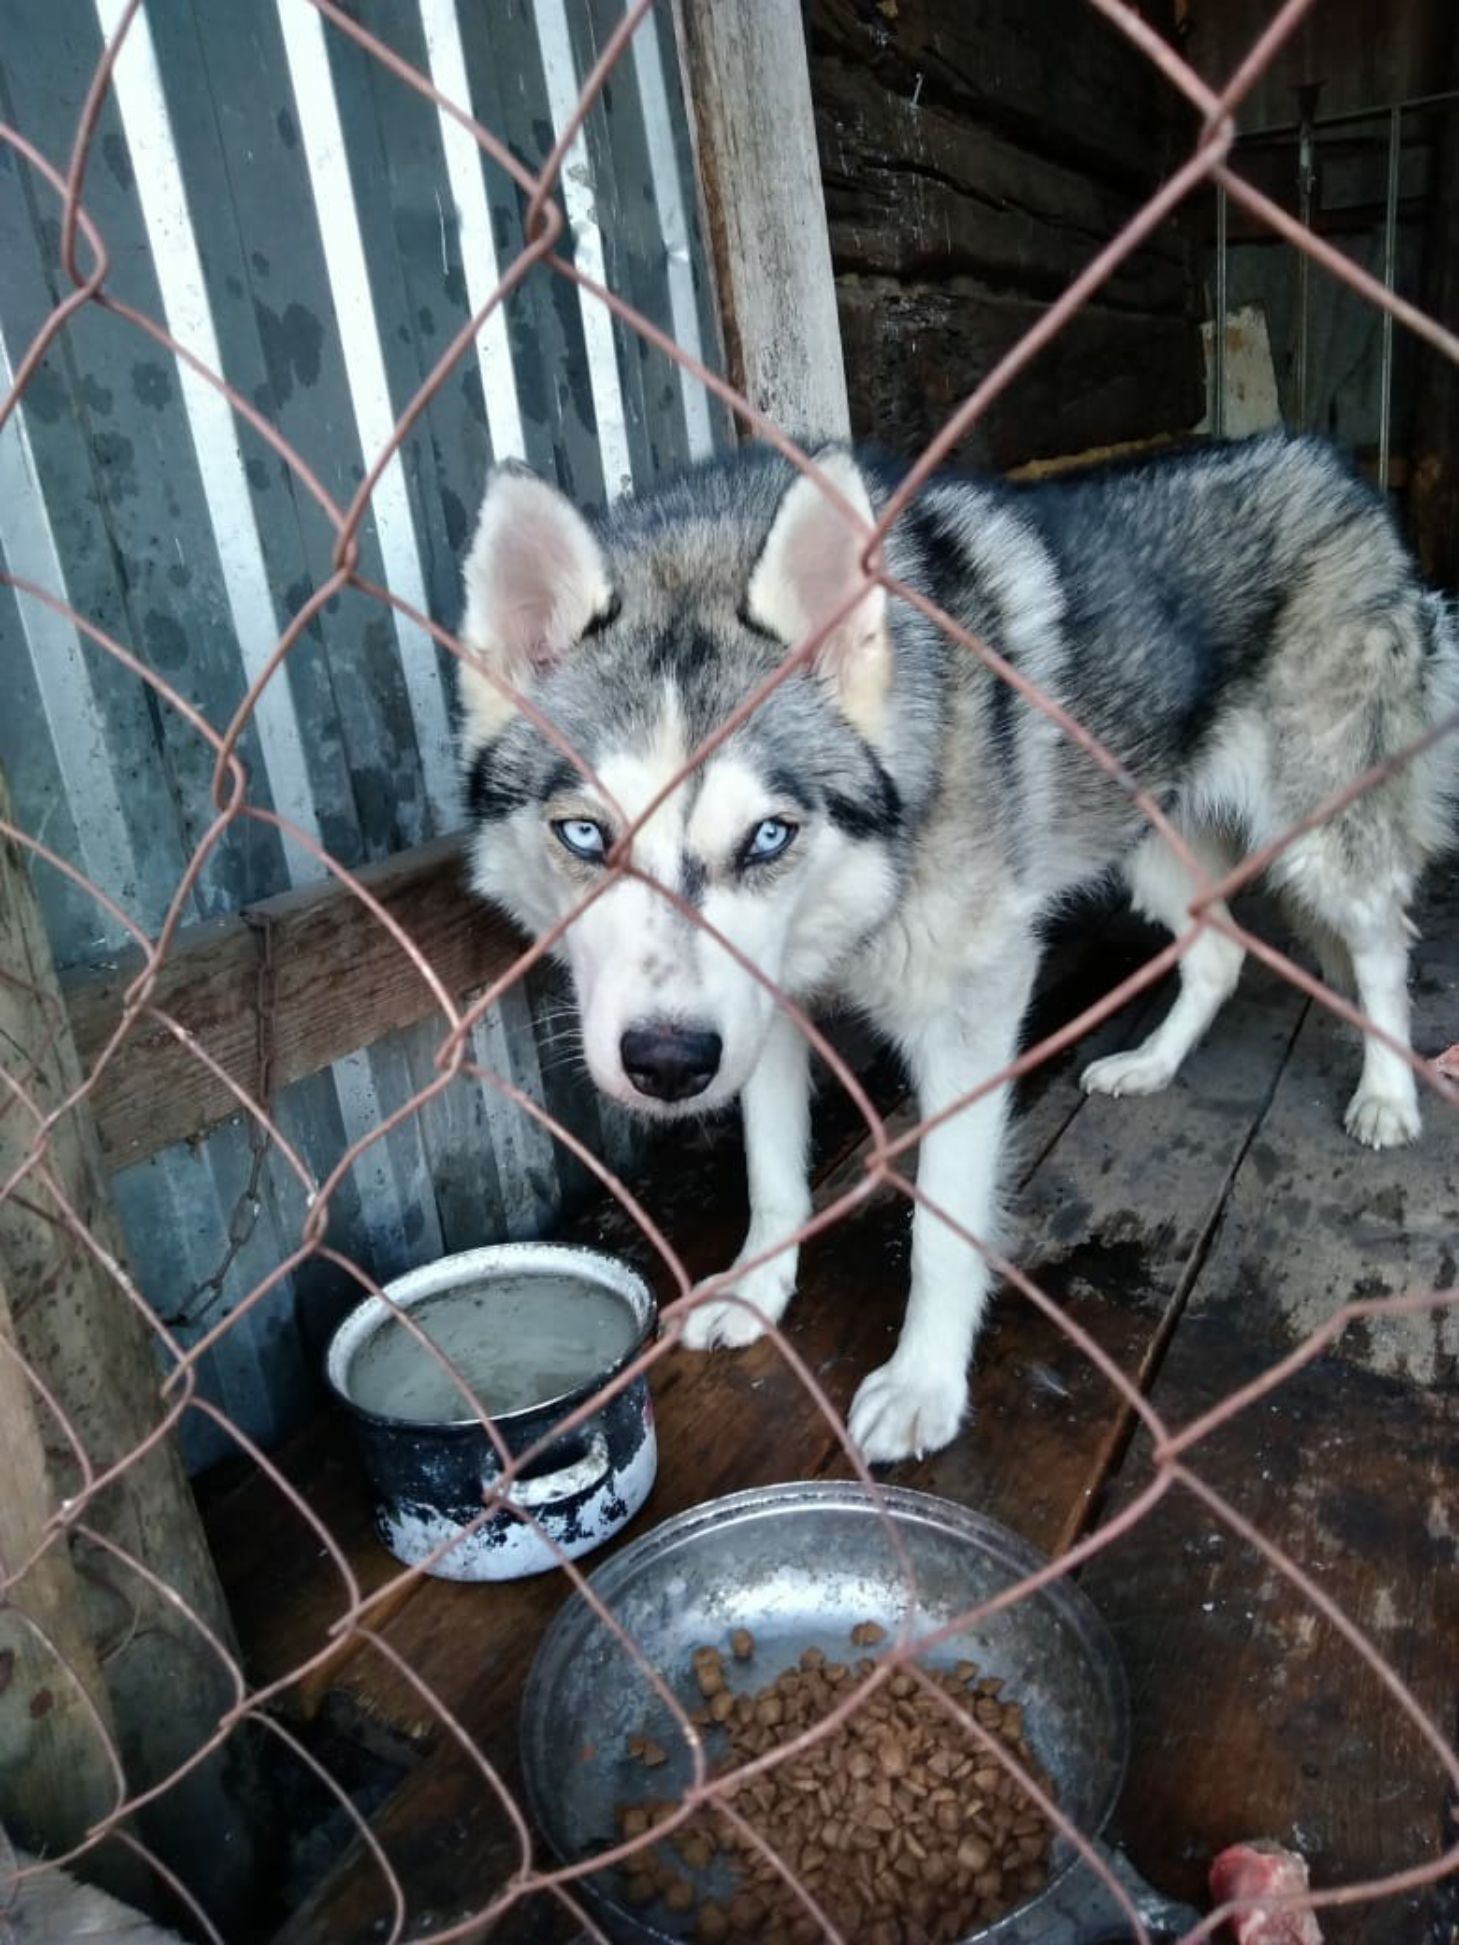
[1378,104,1401,492]
[1237,85,1459,144]
[1213,182,1228,437]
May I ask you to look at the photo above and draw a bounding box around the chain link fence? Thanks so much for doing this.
[1,1,1457,1940]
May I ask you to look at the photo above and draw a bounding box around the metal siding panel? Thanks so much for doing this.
[0,0,725,1466]
[2,2,290,924]
[571,0,692,482]
[644,0,733,451]
[140,0,374,877]
[535,0,634,498]
[267,1067,377,1370]
[417,0,529,466]
[329,1045,415,1276]
[628,0,717,460]
[471,991,562,1240]
[202,1115,316,1444]
[0,581,102,960]
[396,1013,510,1254]
[276,0,456,825]
[363,1036,449,1270]
[331,0,496,617]
[109,1146,257,1475]
[0,110,196,944]
[0,336,146,956]
[456,0,610,504]
[97,0,325,883]
[163,0,433,863]
[324,0,581,1241]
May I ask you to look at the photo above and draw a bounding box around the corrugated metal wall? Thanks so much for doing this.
[0,0,724,1468]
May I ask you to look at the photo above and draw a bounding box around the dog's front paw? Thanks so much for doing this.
[1081,1045,1176,1099]
[1344,1083,1420,1149]
[847,1359,968,1465]
[679,1257,795,1352]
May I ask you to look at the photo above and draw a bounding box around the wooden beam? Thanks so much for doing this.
[811,0,1190,192]
[673,0,850,440]
[60,834,526,1173]
[834,278,1203,469]
[0,767,256,1925]
[1007,435,1182,480]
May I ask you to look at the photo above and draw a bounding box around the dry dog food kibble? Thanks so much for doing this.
[693,1645,727,1698]
[614,1624,1055,1943]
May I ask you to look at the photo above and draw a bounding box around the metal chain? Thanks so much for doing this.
[159,909,277,1330]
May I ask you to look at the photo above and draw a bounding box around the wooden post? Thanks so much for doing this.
[0,770,254,1923]
[59,832,522,1173]
[0,1272,143,1893]
[672,0,851,442]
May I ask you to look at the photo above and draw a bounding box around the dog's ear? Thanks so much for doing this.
[746,448,891,738]
[458,465,612,734]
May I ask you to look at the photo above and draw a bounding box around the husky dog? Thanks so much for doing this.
[457,433,1459,1464]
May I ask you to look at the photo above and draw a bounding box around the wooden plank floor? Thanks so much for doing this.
[202,891,1459,1944]
[1081,870,1459,1945]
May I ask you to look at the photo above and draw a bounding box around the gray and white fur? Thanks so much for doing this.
[457,432,1459,1464]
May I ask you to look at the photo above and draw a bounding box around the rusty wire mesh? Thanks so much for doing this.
[1,0,1457,1940]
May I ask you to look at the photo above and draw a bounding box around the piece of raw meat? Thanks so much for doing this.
[1209,1841,1324,1943]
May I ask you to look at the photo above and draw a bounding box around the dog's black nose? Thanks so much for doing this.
[620,1023,722,1102]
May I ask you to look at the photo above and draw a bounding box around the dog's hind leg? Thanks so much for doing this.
[1341,913,1422,1146]
[1257,587,1452,1145]
[1274,843,1421,1147]
[1081,826,1246,1100]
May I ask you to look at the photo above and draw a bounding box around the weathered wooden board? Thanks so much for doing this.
[60,836,525,1171]
[674,0,849,439]
[807,0,1203,467]
[906,964,1310,1552]
[835,278,1204,469]
[809,0,1187,191]
[1085,1347,1459,1944]
[1185,0,1452,135]
[816,54,1189,313]
[0,770,254,1922]
[0,1272,131,1882]
[1082,870,1459,1942]
[199,1417,405,1720]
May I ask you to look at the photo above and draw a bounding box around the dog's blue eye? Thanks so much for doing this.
[745,817,796,864]
[553,818,608,861]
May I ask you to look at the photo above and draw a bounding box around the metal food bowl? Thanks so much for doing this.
[326,1242,657,1582]
[521,1482,1200,1943]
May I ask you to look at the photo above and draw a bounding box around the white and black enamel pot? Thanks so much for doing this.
[326,1242,658,1583]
